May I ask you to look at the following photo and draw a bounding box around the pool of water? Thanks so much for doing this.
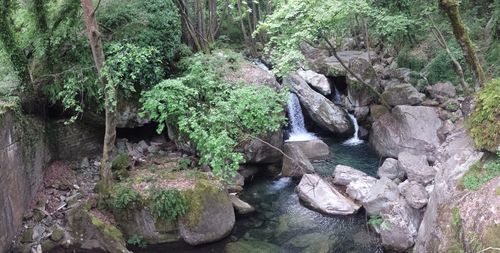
[135,138,383,253]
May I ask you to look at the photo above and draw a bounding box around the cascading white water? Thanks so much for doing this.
[286,93,317,142]
[343,113,364,146]
[332,84,342,105]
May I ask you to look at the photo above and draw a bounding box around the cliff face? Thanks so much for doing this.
[0,111,52,253]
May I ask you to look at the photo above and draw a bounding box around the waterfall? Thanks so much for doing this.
[332,84,342,105]
[252,59,271,72]
[286,93,317,142]
[343,113,364,146]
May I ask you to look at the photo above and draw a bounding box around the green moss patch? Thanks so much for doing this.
[461,158,500,191]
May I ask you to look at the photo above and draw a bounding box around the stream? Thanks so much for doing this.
[136,138,383,253]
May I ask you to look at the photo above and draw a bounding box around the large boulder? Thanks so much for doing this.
[297,69,331,96]
[397,152,436,185]
[381,83,425,106]
[117,209,180,244]
[284,74,353,135]
[414,124,485,253]
[377,158,404,180]
[241,130,283,164]
[426,81,456,102]
[300,43,378,76]
[285,139,330,161]
[297,174,360,215]
[223,57,281,90]
[458,177,500,251]
[178,181,235,245]
[346,58,381,108]
[361,177,401,215]
[281,143,315,177]
[380,201,421,252]
[66,207,131,253]
[346,176,377,202]
[370,105,442,158]
[332,165,368,186]
[398,180,429,209]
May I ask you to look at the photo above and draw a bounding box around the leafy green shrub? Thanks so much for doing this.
[396,47,426,71]
[101,43,163,97]
[112,153,131,171]
[111,185,141,210]
[141,52,287,181]
[468,79,500,151]
[98,0,181,65]
[127,234,147,248]
[461,156,500,191]
[150,189,188,222]
[178,158,192,170]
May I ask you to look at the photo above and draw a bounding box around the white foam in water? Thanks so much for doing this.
[269,177,292,193]
[343,113,364,146]
[286,93,317,142]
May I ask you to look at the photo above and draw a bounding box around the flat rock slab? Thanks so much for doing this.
[297,174,360,215]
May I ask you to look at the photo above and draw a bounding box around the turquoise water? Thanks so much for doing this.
[134,139,383,253]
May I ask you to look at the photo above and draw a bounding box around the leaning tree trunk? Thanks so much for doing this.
[439,0,486,88]
[81,0,115,190]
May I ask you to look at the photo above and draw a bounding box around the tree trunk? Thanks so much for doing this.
[81,0,115,189]
[439,0,486,88]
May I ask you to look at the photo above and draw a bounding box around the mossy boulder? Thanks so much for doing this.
[66,205,131,253]
[117,208,180,245]
[178,178,235,245]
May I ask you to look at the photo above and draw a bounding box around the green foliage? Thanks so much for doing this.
[111,185,141,210]
[141,52,287,181]
[98,0,181,66]
[127,234,147,248]
[468,79,500,151]
[461,156,500,191]
[259,0,420,76]
[178,158,192,170]
[368,215,383,227]
[396,47,426,71]
[101,43,163,111]
[112,153,131,171]
[150,189,188,222]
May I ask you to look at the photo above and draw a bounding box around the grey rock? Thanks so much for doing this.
[297,69,331,96]
[397,152,436,185]
[230,195,255,214]
[377,158,403,180]
[380,201,421,251]
[415,124,485,253]
[361,177,401,215]
[284,139,330,161]
[285,74,352,135]
[241,130,283,164]
[353,106,370,123]
[297,174,360,215]
[346,176,378,201]
[398,181,429,209]
[281,143,315,177]
[179,184,235,245]
[381,83,425,106]
[370,105,442,158]
[332,165,368,186]
[426,81,456,101]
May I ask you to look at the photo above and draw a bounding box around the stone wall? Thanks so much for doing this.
[47,120,103,161]
[0,111,52,253]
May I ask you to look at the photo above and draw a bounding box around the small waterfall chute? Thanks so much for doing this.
[332,83,342,105]
[343,113,364,146]
[286,93,317,142]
